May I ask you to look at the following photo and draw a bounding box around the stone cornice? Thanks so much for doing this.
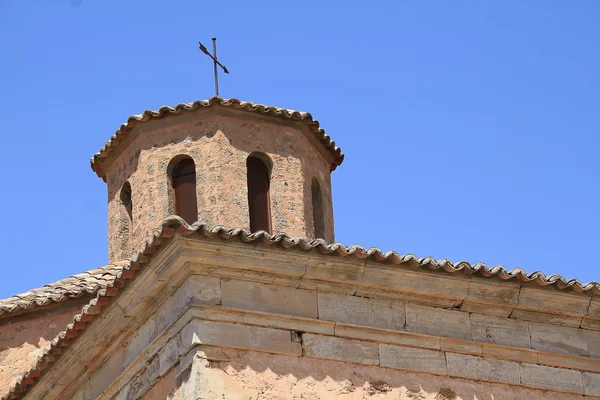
[7,218,600,399]
[176,236,598,329]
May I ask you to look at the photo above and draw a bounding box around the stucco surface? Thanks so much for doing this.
[106,113,335,262]
[0,310,74,392]
[165,349,589,400]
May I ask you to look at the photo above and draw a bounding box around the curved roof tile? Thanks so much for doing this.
[3,216,599,399]
[0,265,124,317]
[90,96,344,180]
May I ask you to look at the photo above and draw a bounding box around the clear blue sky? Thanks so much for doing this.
[0,1,598,298]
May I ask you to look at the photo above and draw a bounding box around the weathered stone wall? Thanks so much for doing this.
[27,239,600,400]
[104,111,335,263]
[0,308,75,392]
[165,349,584,400]
[65,275,600,399]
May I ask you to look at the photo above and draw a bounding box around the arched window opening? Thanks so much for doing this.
[172,158,198,225]
[120,181,133,249]
[311,178,325,239]
[247,155,271,233]
[121,181,133,224]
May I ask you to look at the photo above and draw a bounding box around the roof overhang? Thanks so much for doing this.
[90,97,344,181]
[4,217,600,399]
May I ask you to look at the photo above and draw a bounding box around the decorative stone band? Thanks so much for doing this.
[190,305,600,375]
[70,305,600,398]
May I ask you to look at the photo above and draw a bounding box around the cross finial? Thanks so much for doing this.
[198,37,230,97]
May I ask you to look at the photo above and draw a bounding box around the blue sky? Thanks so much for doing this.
[0,1,598,298]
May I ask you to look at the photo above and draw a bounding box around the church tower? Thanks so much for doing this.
[91,97,344,263]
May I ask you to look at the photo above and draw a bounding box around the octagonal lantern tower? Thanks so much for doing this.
[91,97,344,263]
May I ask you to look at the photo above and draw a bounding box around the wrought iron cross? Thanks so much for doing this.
[198,37,230,97]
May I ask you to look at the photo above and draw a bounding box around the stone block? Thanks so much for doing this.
[87,347,126,399]
[184,275,222,305]
[118,351,160,400]
[155,275,221,334]
[379,343,447,375]
[185,244,307,289]
[300,257,364,294]
[359,263,469,308]
[589,297,600,319]
[520,363,584,394]
[529,322,588,356]
[405,304,470,340]
[299,280,358,294]
[582,317,600,331]
[121,277,222,368]
[221,279,318,318]
[318,292,405,331]
[586,329,600,358]
[446,353,520,384]
[538,352,600,373]
[123,314,158,366]
[192,305,335,336]
[470,313,530,348]
[482,343,538,364]
[516,286,589,325]
[461,278,519,317]
[302,334,379,365]
[334,324,440,350]
[440,338,482,356]
[510,308,582,327]
[583,372,600,396]
[157,334,186,378]
[181,319,301,356]
[584,297,600,331]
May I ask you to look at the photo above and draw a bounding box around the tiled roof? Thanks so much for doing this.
[4,216,600,399]
[90,96,345,180]
[0,265,124,317]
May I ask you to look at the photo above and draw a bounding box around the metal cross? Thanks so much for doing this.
[198,37,230,97]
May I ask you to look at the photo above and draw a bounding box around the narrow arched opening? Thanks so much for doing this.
[120,181,133,250]
[311,178,325,239]
[247,155,272,233]
[172,157,198,225]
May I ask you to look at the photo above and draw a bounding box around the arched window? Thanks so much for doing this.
[120,181,133,249]
[311,178,325,239]
[247,155,271,233]
[172,158,198,225]
[121,181,133,225]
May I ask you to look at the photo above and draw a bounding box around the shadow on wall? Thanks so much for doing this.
[0,307,81,392]
[172,349,578,400]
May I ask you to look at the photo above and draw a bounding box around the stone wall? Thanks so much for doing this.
[165,349,584,400]
[65,275,600,399]
[26,238,600,399]
[104,111,335,262]
[0,308,76,392]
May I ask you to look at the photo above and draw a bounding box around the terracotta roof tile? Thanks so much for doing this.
[0,265,124,317]
[4,216,599,399]
[90,96,344,180]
